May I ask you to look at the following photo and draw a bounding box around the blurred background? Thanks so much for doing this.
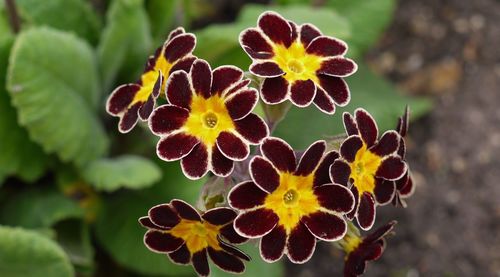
[0,0,498,276]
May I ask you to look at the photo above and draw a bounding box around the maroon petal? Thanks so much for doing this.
[167,27,185,41]
[192,249,210,277]
[289,20,298,42]
[260,225,287,262]
[165,71,192,109]
[225,79,251,98]
[355,109,378,147]
[216,132,250,161]
[286,223,316,264]
[343,112,359,136]
[225,89,258,120]
[220,224,249,245]
[138,94,155,120]
[340,135,363,162]
[180,143,209,180]
[260,76,289,104]
[144,230,183,253]
[258,12,292,47]
[202,207,236,226]
[260,137,297,173]
[211,146,234,177]
[239,28,274,59]
[219,240,251,261]
[119,103,140,133]
[365,220,397,243]
[169,56,196,74]
[313,88,336,114]
[314,184,355,213]
[212,65,244,95]
[306,36,347,57]
[399,174,415,198]
[302,211,347,241]
[138,216,165,230]
[347,186,360,220]
[290,79,317,107]
[317,57,357,77]
[164,33,196,62]
[208,247,245,274]
[374,179,396,205]
[313,150,339,187]
[249,61,284,78]
[398,138,406,159]
[168,243,191,265]
[151,70,163,98]
[357,192,376,230]
[228,181,267,210]
[190,59,212,98]
[157,133,199,161]
[376,156,407,180]
[148,204,180,228]
[296,140,326,176]
[370,131,400,156]
[330,159,351,186]
[300,24,322,46]
[250,156,280,193]
[234,113,269,144]
[171,199,201,221]
[107,84,140,115]
[149,105,189,136]
[317,75,350,106]
[397,106,410,137]
[234,208,279,238]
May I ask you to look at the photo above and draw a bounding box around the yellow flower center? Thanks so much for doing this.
[264,173,321,234]
[184,94,235,147]
[130,52,172,106]
[348,143,383,194]
[272,42,322,83]
[168,219,221,253]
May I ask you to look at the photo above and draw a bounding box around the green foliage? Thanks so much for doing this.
[146,0,180,44]
[54,220,94,272]
[82,155,162,192]
[7,27,109,168]
[0,226,74,277]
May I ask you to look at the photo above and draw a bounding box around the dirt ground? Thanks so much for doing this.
[287,0,500,276]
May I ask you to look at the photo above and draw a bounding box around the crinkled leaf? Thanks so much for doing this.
[82,155,162,192]
[0,226,74,277]
[7,27,109,167]
[274,63,432,148]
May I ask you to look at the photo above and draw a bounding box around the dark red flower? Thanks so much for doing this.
[342,221,396,277]
[140,199,250,276]
[149,59,269,179]
[330,109,407,230]
[229,138,354,264]
[107,27,197,133]
[239,12,357,114]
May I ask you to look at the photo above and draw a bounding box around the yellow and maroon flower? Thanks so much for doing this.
[140,199,250,276]
[330,109,407,230]
[106,27,197,133]
[342,221,396,277]
[239,12,357,114]
[149,59,269,179]
[228,137,354,264]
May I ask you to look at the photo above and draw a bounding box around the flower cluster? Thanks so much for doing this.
[107,11,415,277]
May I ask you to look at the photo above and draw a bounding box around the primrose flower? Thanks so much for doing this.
[140,200,250,276]
[341,221,396,277]
[330,109,407,230]
[149,59,268,179]
[107,27,197,133]
[240,12,357,114]
[229,138,354,264]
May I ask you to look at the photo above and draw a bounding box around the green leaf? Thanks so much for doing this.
[326,0,396,57]
[98,0,152,92]
[0,226,74,277]
[146,0,180,44]
[274,63,432,149]
[7,27,109,167]
[94,163,204,276]
[54,220,94,272]
[82,155,162,192]
[15,0,102,44]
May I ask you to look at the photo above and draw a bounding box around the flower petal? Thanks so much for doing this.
[220,225,249,245]
[300,24,322,46]
[397,106,410,137]
[258,12,292,47]
[181,143,210,180]
[374,178,396,205]
[343,112,359,136]
[355,109,378,147]
[317,75,350,106]
[370,131,400,156]
[225,79,251,98]
[166,71,192,109]
[107,84,140,116]
[250,156,280,193]
[138,216,165,230]
[169,56,196,74]
[119,103,140,133]
[306,36,348,57]
[313,150,339,187]
[260,225,287,262]
[210,146,234,177]
[192,249,210,277]
[208,247,245,274]
[167,27,185,41]
[290,79,316,107]
[228,181,267,210]
[249,61,284,78]
[138,94,155,120]
[168,243,191,265]
[312,88,336,114]
[330,159,351,186]
[347,186,359,220]
[149,105,189,136]
[148,204,180,228]
[164,33,196,63]
[365,220,397,243]
[216,132,250,161]
[157,133,199,161]
[211,66,244,95]
[399,174,415,198]
[220,240,251,261]
[225,89,258,120]
[376,156,407,180]
[260,137,297,172]
[314,184,354,213]
[234,113,269,144]
[234,208,279,238]
[317,57,357,77]
[171,199,202,221]
[340,135,363,162]
[202,207,237,226]
[190,59,212,98]
[302,211,347,241]
[144,230,183,253]
[357,192,376,230]
[239,28,274,59]
[296,140,326,176]
[289,20,298,42]
[260,76,289,104]
[286,223,316,264]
